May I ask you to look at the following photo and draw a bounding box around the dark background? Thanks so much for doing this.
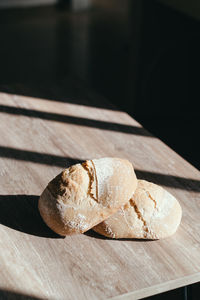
[0,0,199,299]
[0,0,199,170]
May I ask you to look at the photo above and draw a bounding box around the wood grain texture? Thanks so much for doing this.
[0,83,200,300]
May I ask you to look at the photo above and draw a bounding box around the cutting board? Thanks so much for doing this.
[0,83,200,300]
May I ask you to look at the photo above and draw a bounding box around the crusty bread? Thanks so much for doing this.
[93,180,182,239]
[38,157,137,236]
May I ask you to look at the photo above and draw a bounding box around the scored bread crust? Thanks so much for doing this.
[38,157,137,236]
[93,180,182,239]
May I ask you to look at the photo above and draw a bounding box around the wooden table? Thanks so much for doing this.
[0,82,200,300]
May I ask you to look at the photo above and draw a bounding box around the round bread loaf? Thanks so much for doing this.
[93,180,182,239]
[38,157,137,236]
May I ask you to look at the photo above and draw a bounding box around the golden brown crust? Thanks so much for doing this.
[38,157,137,236]
[93,180,182,239]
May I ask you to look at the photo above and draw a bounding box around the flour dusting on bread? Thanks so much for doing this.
[38,157,137,236]
[92,158,114,200]
[93,180,182,239]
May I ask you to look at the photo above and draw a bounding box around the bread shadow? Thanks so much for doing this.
[0,194,62,238]
[0,194,156,241]
[84,229,155,242]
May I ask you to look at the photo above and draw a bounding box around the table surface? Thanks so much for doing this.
[0,82,200,300]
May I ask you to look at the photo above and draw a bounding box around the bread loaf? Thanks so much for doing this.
[93,180,182,239]
[38,157,137,236]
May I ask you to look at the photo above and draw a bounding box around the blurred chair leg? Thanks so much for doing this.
[57,0,91,10]
[71,0,91,11]
[184,286,188,300]
[183,285,193,300]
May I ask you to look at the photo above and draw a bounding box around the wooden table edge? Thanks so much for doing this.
[110,273,200,300]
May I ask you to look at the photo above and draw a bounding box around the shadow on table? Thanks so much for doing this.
[84,229,154,242]
[0,289,44,300]
[0,104,152,137]
[0,194,62,238]
[0,146,200,192]
[135,170,200,193]
[0,145,84,168]
[0,80,118,111]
